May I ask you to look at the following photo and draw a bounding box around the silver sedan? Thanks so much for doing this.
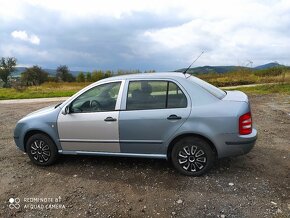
[14,73,257,176]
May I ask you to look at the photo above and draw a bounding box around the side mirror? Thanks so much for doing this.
[61,105,70,115]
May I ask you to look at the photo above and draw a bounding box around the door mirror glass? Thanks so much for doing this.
[61,105,70,115]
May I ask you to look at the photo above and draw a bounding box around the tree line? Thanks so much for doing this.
[0,57,155,88]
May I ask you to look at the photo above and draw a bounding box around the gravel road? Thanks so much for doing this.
[0,94,289,217]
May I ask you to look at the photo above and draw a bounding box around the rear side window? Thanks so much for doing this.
[188,76,226,99]
[126,80,187,110]
[167,82,187,108]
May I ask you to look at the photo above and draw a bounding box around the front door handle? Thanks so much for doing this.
[104,117,117,122]
[167,114,182,120]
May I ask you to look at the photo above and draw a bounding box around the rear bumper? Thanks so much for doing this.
[215,128,257,158]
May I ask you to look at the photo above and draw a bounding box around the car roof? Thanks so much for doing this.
[102,72,188,81]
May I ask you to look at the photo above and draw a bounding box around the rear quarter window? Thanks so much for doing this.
[188,76,226,99]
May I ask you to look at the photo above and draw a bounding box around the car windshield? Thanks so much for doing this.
[188,75,226,99]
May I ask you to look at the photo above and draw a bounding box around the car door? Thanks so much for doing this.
[119,79,191,155]
[57,81,123,152]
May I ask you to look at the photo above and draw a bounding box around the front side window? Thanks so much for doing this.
[126,80,187,110]
[70,82,121,113]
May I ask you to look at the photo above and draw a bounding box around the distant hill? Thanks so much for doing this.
[176,66,244,74]
[253,62,282,70]
[175,62,286,74]
[11,62,286,77]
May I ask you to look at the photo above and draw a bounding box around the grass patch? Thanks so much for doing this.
[0,82,88,100]
[196,69,290,87]
[1,72,290,100]
[224,83,290,94]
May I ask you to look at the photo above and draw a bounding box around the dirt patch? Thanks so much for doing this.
[0,94,289,217]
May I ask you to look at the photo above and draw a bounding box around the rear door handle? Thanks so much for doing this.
[167,114,182,120]
[104,117,117,122]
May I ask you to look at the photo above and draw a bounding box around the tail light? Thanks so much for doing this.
[239,112,252,135]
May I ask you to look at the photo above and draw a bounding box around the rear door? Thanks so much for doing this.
[119,79,191,155]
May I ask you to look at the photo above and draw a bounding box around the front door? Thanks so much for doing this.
[119,80,191,154]
[58,81,122,152]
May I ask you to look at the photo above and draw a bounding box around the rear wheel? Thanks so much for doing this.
[26,133,59,166]
[171,137,215,176]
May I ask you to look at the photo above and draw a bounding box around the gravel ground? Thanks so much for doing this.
[0,94,289,218]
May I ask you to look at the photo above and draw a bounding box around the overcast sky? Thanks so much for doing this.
[0,0,290,71]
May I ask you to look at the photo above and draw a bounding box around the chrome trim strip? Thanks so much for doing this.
[59,139,163,144]
[59,139,119,143]
[58,150,167,159]
[120,140,163,144]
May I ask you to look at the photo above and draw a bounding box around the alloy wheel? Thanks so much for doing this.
[30,140,51,163]
[177,145,207,172]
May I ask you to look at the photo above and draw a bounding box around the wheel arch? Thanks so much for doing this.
[167,133,218,160]
[23,130,57,152]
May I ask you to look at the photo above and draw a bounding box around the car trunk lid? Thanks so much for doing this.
[222,90,248,103]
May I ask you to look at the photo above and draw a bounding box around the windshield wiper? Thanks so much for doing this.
[55,102,62,108]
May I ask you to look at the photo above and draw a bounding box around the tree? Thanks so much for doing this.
[117,69,124,75]
[91,70,105,82]
[0,57,17,87]
[21,65,49,86]
[76,72,85,83]
[56,65,75,82]
[86,72,92,82]
[104,70,112,78]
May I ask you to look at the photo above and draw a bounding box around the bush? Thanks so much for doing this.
[254,67,284,77]
[21,65,49,86]
[56,65,75,82]
[11,80,27,92]
[76,72,85,83]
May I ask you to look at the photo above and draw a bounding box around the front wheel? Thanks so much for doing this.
[171,137,215,176]
[26,133,59,166]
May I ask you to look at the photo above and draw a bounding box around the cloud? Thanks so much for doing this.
[1,0,290,71]
[11,30,40,45]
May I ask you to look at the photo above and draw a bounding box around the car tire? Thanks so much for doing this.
[171,136,215,176]
[26,133,59,166]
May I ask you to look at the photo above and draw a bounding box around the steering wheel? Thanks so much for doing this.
[90,100,102,111]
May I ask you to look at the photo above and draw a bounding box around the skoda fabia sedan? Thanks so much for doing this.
[14,73,257,176]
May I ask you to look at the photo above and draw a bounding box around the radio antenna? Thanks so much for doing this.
[183,51,205,74]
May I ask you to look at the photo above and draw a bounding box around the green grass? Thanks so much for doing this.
[224,83,290,94]
[0,82,87,100]
[0,76,290,100]
[196,69,290,87]
[0,88,78,100]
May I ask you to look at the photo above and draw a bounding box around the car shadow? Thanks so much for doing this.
[35,153,247,191]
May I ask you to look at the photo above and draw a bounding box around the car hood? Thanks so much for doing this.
[222,90,248,103]
[20,105,56,121]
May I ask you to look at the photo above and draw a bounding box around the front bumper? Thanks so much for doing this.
[215,128,258,158]
[14,122,26,152]
[14,136,25,152]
